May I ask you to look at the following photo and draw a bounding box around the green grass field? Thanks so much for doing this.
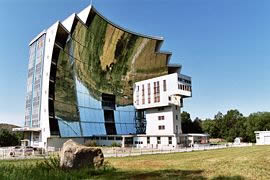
[1,145,270,180]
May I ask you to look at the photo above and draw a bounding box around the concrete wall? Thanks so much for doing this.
[133,136,177,149]
[172,105,182,134]
[134,73,192,110]
[145,106,175,135]
[39,22,59,149]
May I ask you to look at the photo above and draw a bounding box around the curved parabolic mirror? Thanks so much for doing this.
[54,8,169,137]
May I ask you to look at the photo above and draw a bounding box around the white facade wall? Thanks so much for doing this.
[144,105,182,136]
[133,136,147,148]
[133,73,192,147]
[134,73,176,110]
[133,136,177,149]
[255,131,270,145]
[145,106,175,135]
[36,22,60,148]
[172,105,182,134]
[134,73,191,110]
[25,22,59,148]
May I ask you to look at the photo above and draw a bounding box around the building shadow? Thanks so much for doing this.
[98,168,246,180]
[99,169,205,180]
[212,175,245,180]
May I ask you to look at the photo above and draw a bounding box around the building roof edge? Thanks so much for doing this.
[90,6,164,41]
[29,30,47,46]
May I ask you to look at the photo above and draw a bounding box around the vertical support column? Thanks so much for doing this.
[122,137,125,148]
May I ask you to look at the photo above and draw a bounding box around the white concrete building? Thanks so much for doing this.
[131,72,192,148]
[255,131,270,145]
[186,133,209,147]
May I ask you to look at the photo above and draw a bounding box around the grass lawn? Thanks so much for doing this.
[1,145,270,180]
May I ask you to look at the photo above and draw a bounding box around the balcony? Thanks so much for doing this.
[178,74,192,84]
[177,74,192,97]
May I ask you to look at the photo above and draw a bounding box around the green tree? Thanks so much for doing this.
[192,117,203,133]
[201,110,246,142]
[0,129,21,147]
[201,119,220,137]
[181,111,193,133]
[246,112,270,142]
[221,110,245,142]
[181,112,203,133]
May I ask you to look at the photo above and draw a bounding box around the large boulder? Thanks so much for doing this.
[60,139,104,169]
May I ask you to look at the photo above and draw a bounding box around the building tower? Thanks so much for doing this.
[133,68,192,148]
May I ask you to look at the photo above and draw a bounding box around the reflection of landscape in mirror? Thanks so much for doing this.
[54,11,169,137]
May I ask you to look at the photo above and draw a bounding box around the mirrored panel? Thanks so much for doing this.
[54,11,169,137]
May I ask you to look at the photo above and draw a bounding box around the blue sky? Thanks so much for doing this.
[0,0,270,126]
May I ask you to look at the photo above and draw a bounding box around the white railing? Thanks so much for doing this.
[0,143,253,160]
[102,143,253,158]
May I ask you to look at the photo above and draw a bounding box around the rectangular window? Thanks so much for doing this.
[169,137,172,144]
[101,137,107,140]
[163,80,166,92]
[157,137,161,144]
[176,115,178,120]
[142,84,145,104]
[153,81,160,103]
[175,106,178,110]
[157,81,160,102]
[116,137,122,140]
[158,116,165,120]
[136,85,139,105]
[148,83,151,104]
[147,137,150,144]
[94,136,100,140]
[158,125,165,130]
[108,136,114,140]
[153,82,157,103]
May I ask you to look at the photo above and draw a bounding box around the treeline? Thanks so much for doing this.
[0,124,22,147]
[181,110,270,142]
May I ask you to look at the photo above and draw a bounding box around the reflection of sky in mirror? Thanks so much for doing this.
[58,118,82,137]
[76,77,106,136]
[115,105,136,134]
[58,75,136,137]
[76,77,101,109]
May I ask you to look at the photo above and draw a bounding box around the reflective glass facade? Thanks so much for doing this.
[25,34,45,128]
[51,10,169,137]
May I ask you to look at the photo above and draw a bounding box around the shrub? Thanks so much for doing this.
[111,142,121,147]
[84,140,97,147]
[35,154,60,170]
